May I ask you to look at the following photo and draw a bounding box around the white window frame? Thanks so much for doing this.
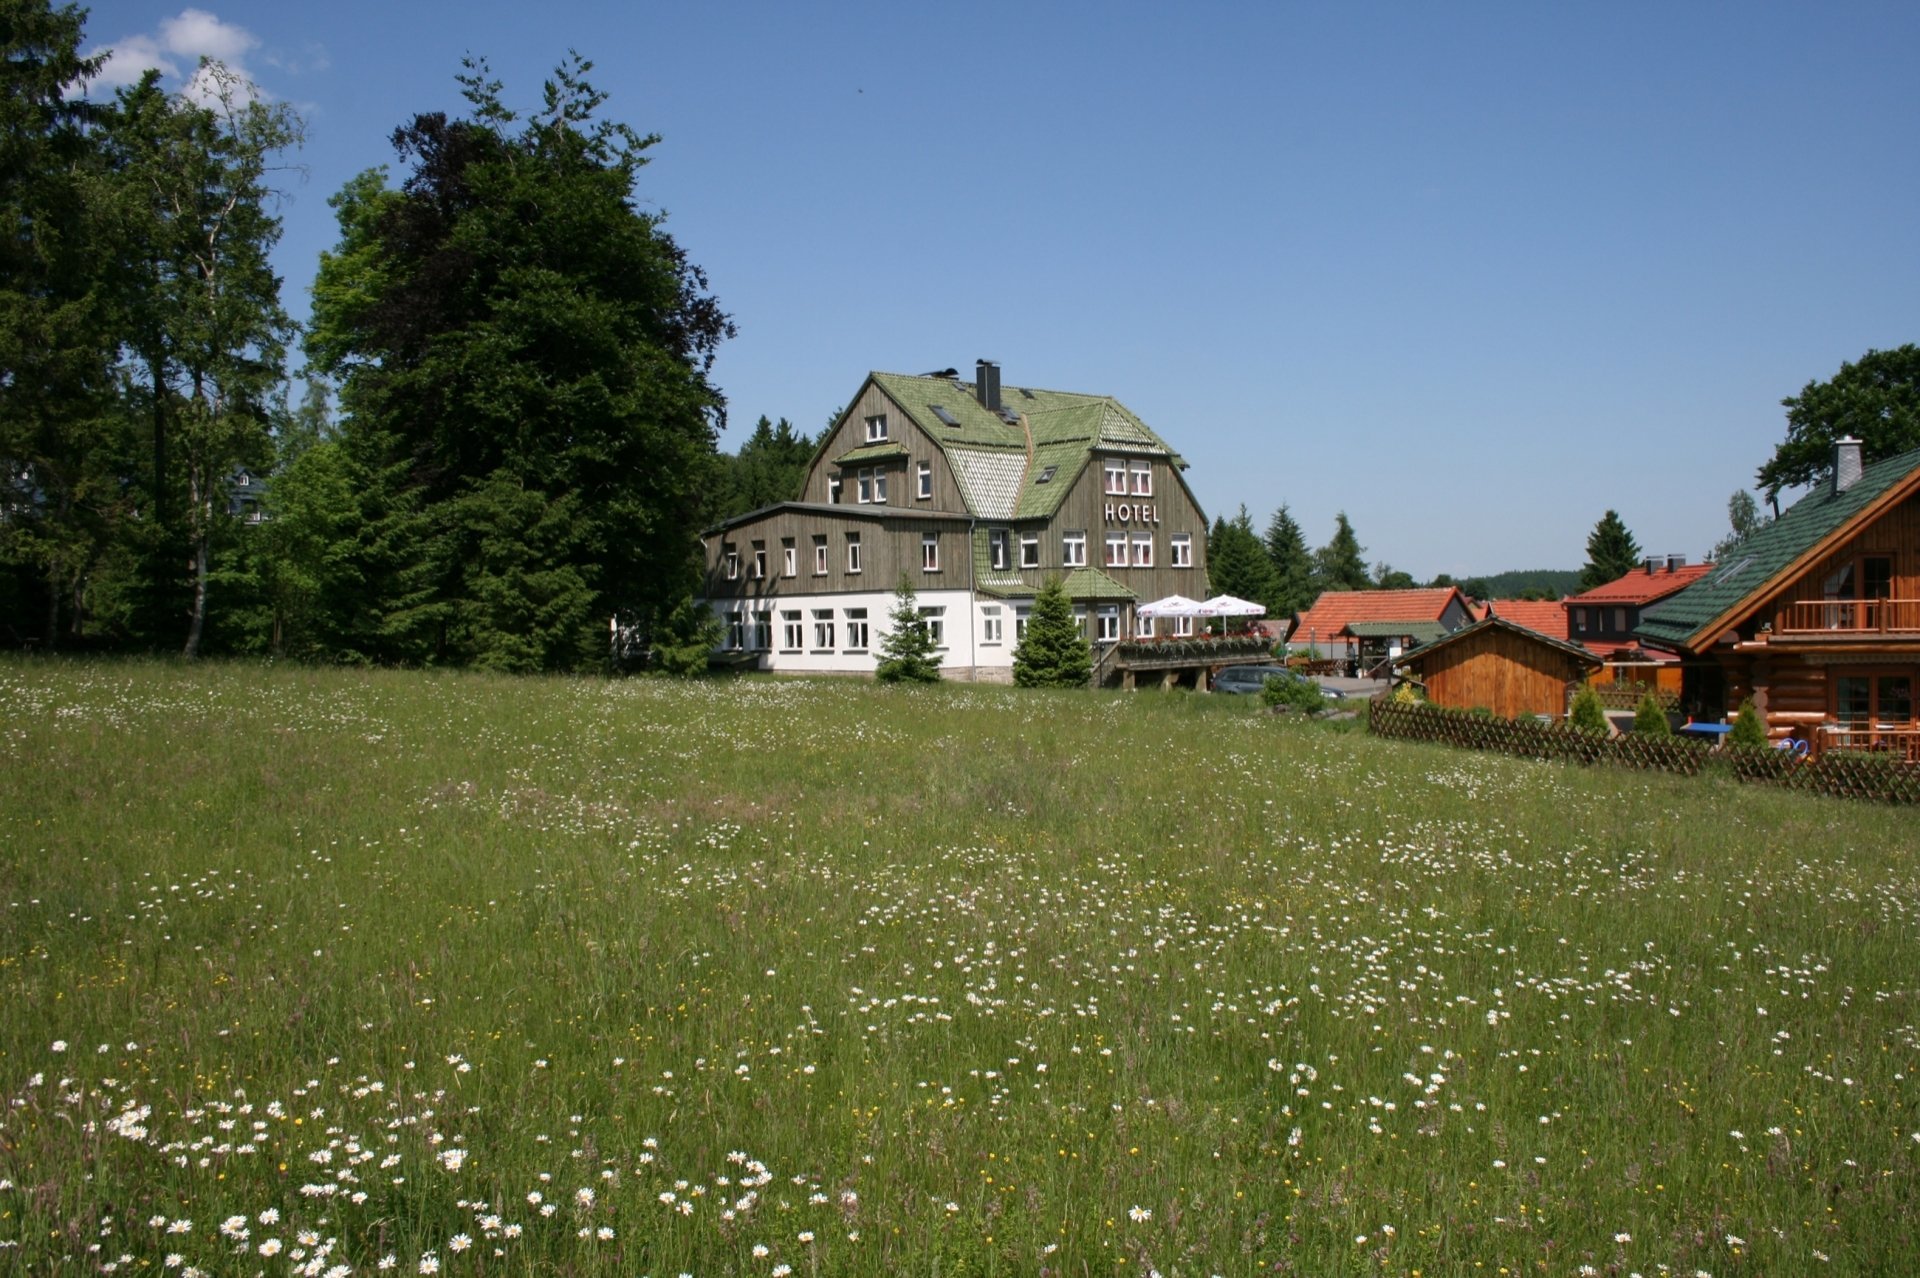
[1063,532,1087,568]
[1135,613,1155,639]
[724,545,739,580]
[1103,460,1127,495]
[811,609,835,651]
[726,613,744,650]
[1130,461,1152,496]
[1015,607,1031,640]
[781,610,803,651]
[782,541,796,577]
[981,605,1003,645]
[1104,532,1128,569]
[751,542,766,579]
[1131,532,1153,568]
[812,536,828,576]
[917,461,932,500]
[1170,533,1192,569]
[865,414,887,442]
[1173,615,1194,637]
[827,475,842,504]
[1095,606,1120,643]
[856,470,872,504]
[872,469,887,504]
[1020,533,1040,568]
[752,609,772,650]
[846,532,862,574]
[922,533,940,573]
[990,529,1009,571]
[918,605,946,649]
[844,607,869,651]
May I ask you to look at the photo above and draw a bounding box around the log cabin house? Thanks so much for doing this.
[1637,438,1920,758]
[699,363,1218,682]
[1390,614,1602,720]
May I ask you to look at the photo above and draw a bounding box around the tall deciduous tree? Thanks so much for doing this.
[1262,504,1315,615]
[107,64,300,656]
[1579,509,1641,590]
[308,56,733,670]
[1757,345,1920,502]
[1313,511,1370,592]
[1013,577,1090,688]
[1708,488,1769,562]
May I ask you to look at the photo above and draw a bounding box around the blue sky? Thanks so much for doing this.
[78,2,1920,581]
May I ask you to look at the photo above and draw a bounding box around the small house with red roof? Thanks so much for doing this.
[1484,599,1570,641]
[1562,556,1712,693]
[1289,587,1475,673]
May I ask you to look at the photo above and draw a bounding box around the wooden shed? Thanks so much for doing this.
[1393,615,1602,720]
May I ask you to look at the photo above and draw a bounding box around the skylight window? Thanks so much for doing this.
[1034,466,1057,484]
[1715,555,1755,583]
[929,404,960,427]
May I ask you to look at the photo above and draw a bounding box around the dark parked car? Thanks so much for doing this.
[1211,665,1344,697]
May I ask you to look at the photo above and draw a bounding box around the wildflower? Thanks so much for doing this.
[259,1239,282,1257]
[448,1234,471,1253]
[259,1208,280,1226]
[596,1226,614,1241]
[1129,1205,1151,1223]
[418,1255,439,1276]
[753,1244,770,1258]
[51,1040,68,1053]
[1614,1232,1632,1244]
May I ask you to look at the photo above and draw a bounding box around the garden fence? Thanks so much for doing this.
[1369,696,1920,805]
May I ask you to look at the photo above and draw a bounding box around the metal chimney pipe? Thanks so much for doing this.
[1833,436,1864,494]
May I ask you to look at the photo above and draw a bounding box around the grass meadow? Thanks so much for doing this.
[1,659,1917,1277]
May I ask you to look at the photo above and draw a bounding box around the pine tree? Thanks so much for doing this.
[1206,507,1277,610]
[1013,577,1091,688]
[1262,504,1315,615]
[651,595,720,676]
[1728,698,1768,748]
[1579,510,1642,591]
[875,576,941,683]
[1633,692,1672,736]
[1314,512,1370,592]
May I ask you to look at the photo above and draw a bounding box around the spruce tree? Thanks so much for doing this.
[1262,504,1316,615]
[1313,512,1370,592]
[1013,578,1091,688]
[875,576,941,683]
[1206,507,1277,610]
[1579,510,1643,591]
[1728,698,1768,748]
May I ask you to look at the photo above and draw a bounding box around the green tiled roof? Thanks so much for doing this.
[970,527,1033,598]
[1638,445,1920,649]
[866,371,1183,522]
[831,442,909,466]
[1345,620,1451,642]
[1058,567,1136,602]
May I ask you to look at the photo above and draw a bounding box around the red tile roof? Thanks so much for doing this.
[1486,599,1569,640]
[1293,587,1465,640]
[1581,638,1680,663]
[1566,562,1712,606]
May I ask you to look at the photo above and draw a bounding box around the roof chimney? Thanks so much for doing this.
[1666,553,1686,572]
[1644,555,1660,575]
[975,359,1001,413]
[1833,436,1863,495]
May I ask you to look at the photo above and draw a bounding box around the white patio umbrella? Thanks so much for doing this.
[1199,593,1267,618]
[1137,594,1206,619]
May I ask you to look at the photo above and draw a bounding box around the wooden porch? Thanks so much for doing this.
[1092,634,1275,690]
[1776,598,1920,636]
[1813,723,1920,762]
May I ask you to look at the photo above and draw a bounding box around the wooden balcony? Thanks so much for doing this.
[1777,598,1920,635]
[1814,723,1920,763]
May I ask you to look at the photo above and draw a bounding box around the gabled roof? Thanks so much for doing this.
[1057,567,1136,602]
[1293,587,1466,641]
[1392,614,1603,670]
[860,371,1190,522]
[1485,599,1569,640]
[1566,562,1711,606]
[1638,445,1920,650]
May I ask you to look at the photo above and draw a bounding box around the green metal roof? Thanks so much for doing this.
[1058,567,1137,602]
[831,442,910,466]
[1637,445,1920,649]
[1343,620,1451,641]
[865,371,1184,522]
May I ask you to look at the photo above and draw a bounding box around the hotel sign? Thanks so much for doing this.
[1104,501,1161,525]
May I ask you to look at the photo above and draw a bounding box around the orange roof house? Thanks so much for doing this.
[1564,558,1711,662]
[1484,599,1570,641]
[1290,587,1475,667]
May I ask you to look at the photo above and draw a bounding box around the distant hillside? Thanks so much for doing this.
[1467,569,1582,599]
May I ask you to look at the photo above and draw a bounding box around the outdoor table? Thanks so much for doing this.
[1679,722,1733,741]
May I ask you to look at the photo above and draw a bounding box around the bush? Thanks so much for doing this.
[1261,673,1327,715]
[1633,692,1672,736]
[651,596,721,677]
[1568,683,1609,734]
[1728,698,1768,748]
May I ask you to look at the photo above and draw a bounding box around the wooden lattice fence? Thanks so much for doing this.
[1369,696,1920,805]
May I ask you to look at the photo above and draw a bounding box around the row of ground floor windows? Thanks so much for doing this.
[721,605,1199,654]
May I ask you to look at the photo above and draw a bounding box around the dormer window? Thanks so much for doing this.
[865,414,888,442]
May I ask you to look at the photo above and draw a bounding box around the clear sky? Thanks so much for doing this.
[77,1,1920,582]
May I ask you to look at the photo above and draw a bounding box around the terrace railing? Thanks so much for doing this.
[1817,723,1920,763]
[1777,597,1920,635]
[1369,696,1920,805]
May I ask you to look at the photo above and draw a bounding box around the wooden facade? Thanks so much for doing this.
[700,368,1214,680]
[1396,617,1602,720]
